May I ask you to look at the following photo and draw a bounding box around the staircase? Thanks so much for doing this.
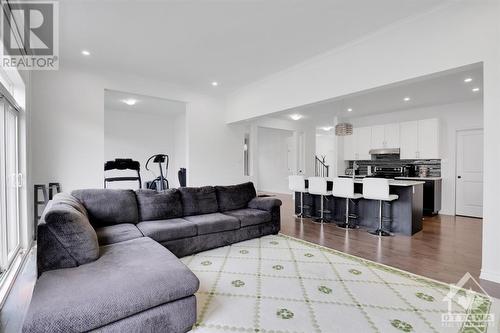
[315,156,329,177]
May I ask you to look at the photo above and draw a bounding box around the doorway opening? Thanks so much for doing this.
[104,89,187,189]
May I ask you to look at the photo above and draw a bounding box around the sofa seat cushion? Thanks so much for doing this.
[137,218,197,242]
[22,237,199,333]
[224,208,272,227]
[95,223,143,245]
[184,213,240,235]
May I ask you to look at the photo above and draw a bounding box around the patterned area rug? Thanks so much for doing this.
[181,234,499,333]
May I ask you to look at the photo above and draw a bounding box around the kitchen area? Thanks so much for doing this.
[343,116,442,218]
[294,118,443,236]
[338,118,443,236]
[250,64,483,237]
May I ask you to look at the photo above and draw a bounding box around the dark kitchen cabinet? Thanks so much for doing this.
[422,179,441,215]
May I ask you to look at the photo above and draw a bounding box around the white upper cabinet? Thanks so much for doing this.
[371,125,385,149]
[371,123,399,149]
[343,132,356,161]
[399,121,419,159]
[343,126,371,160]
[356,127,372,160]
[417,118,440,159]
[384,123,400,148]
[400,119,439,159]
[343,118,439,161]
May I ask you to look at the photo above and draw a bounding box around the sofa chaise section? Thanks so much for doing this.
[23,237,199,333]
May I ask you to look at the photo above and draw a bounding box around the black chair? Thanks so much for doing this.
[104,159,142,189]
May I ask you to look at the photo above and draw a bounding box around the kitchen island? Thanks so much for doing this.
[294,179,424,236]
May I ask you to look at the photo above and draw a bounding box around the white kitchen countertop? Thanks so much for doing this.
[350,179,425,186]
[395,176,442,181]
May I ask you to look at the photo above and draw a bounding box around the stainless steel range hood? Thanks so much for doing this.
[369,148,400,155]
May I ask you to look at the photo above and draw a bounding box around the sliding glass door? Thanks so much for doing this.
[0,97,21,274]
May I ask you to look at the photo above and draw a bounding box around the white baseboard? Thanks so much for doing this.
[258,189,291,195]
[480,269,500,284]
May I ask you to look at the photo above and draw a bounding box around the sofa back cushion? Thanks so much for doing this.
[215,182,257,212]
[179,186,218,216]
[37,193,99,276]
[72,189,138,226]
[135,189,183,221]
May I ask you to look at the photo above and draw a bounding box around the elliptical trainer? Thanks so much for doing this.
[145,154,169,191]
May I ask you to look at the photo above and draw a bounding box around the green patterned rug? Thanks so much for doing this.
[181,234,499,333]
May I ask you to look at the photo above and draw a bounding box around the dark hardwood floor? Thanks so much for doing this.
[268,192,500,298]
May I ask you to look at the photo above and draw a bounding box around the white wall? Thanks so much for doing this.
[104,107,185,188]
[343,100,482,215]
[315,133,335,172]
[31,66,248,192]
[225,1,500,284]
[172,112,187,186]
[257,127,293,193]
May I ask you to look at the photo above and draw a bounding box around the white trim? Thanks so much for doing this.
[0,247,26,308]
[258,189,292,195]
[480,269,500,284]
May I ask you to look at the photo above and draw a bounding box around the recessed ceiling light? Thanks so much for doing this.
[472,87,480,92]
[290,114,303,121]
[81,50,90,56]
[347,108,353,112]
[211,81,218,87]
[404,97,411,102]
[464,78,473,83]
[321,126,333,131]
[122,98,137,106]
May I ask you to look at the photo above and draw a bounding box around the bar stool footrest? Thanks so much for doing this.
[369,228,391,237]
[337,223,358,229]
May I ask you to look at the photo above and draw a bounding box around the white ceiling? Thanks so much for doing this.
[104,89,185,115]
[266,63,483,127]
[59,0,446,94]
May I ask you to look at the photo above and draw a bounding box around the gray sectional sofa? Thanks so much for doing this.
[23,182,281,333]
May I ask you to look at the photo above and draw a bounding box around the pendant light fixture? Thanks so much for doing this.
[335,122,353,136]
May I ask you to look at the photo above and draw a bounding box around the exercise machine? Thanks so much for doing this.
[104,159,142,189]
[145,154,169,191]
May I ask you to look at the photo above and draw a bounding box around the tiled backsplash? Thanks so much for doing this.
[347,157,441,177]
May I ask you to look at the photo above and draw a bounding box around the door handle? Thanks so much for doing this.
[457,176,462,179]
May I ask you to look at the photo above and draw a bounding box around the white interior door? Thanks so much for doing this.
[286,135,297,174]
[297,132,305,174]
[456,129,483,218]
